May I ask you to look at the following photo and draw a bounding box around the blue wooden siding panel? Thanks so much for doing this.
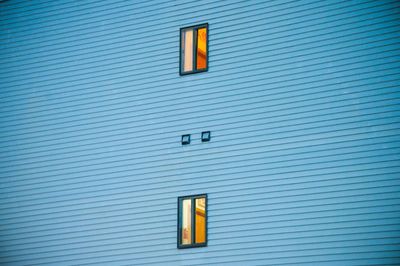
[1,0,400,265]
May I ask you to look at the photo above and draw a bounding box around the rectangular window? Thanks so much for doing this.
[180,24,208,75]
[178,194,207,248]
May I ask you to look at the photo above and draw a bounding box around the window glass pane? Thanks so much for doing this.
[181,199,192,244]
[196,27,207,69]
[182,29,193,72]
[195,197,206,243]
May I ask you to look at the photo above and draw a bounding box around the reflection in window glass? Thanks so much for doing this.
[195,198,206,243]
[182,29,193,72]
[196,27,207,70]
[181,199,192,245]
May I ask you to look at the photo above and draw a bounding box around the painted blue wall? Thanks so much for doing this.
[1,0,400,265]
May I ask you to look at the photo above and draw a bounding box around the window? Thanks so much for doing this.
[180,23,208,75]
[201,131,211,142]
[178,194,207,248]
[181,134,191,145]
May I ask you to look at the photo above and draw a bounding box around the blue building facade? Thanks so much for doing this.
[1,0,400,265]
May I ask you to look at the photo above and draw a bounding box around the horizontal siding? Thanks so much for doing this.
[1,1,398,92]
[1,0,400,265]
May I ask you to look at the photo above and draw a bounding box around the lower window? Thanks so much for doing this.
[178,194,207,248]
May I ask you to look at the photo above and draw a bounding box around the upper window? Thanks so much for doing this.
[180,24,208,75]
[178,194,207,248]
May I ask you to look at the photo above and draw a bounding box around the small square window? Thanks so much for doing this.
[181,134,191,145]
[180,23,208,75]
[201,131,211,142]
[178,194,207,248]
